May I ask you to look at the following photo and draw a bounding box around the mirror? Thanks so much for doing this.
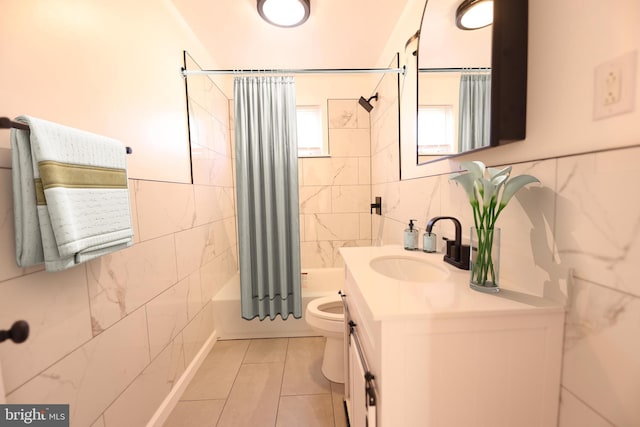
[417,0,492,163]
[409,0,528,170]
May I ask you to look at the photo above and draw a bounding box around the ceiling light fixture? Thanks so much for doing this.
[257,0,310,28]
[455,0,493,30]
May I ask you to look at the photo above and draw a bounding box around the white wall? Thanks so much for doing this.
[382,0,640,176]
[0,1,237,425]
[0,0,212,183]
[371,0,640,425]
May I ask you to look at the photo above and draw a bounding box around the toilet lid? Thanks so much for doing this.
[307,295,344,322]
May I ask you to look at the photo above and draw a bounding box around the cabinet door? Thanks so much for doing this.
[349,334,367,427]
[349,334,377,427]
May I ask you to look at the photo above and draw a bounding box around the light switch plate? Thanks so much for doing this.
[593,50,637,120]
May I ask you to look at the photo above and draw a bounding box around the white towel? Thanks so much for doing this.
[10,115,133,271]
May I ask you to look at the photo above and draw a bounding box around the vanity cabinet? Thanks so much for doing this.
[340,246,565,427]
[343,291,377,427]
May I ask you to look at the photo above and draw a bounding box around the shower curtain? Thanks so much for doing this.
[458,73,491,152]
[234,76,302,321]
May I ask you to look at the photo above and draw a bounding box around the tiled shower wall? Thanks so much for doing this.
[299,99,373,268]
[0,73,237,426]
[370,73,640,426]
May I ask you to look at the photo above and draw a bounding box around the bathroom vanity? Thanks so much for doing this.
[340,245,564,427]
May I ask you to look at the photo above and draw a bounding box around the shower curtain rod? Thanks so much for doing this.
[419,67,491,73]
[181,66,406,77]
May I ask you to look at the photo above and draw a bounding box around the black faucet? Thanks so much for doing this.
[425,216,470,270]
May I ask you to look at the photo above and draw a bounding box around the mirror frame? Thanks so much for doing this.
[488,0,528,147]
[401,0,528,178]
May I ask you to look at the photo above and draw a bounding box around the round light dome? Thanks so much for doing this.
[258,0,310,28]
[456,0,493,30]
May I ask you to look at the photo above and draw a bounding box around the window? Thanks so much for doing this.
[417,105,454,155]
[296,105,324,157]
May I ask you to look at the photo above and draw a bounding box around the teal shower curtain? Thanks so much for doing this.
[234,76,302,321]
[458,73,491,152]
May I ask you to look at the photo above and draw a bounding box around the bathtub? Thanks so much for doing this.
[212,268,344,340]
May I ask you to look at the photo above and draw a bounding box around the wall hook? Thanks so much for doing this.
[0,320,30,344]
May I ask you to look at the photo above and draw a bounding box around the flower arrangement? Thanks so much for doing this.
[450,161,539,291]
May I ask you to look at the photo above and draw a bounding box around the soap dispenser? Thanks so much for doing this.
[404,219,419,251]
[423,230,436,253]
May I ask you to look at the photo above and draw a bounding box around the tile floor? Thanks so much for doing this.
[163,337,347,427]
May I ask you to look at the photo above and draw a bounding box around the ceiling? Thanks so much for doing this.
[171,0,411,69]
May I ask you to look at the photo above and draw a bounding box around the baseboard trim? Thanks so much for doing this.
[145,329,218,427]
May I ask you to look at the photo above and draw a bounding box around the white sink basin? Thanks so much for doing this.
[369,255,450,282]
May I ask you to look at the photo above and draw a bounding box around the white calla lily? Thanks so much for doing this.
[450,172,478,204]
[488,166,511,180]
[480,177,496,207]
[460,161,485,180]
[449,161,540,290]
[491,174,508,190]
[499,174,540,208]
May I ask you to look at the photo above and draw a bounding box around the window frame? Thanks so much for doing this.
[417,104,455,155]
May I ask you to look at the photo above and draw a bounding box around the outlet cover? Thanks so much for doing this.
[593,50,637,120]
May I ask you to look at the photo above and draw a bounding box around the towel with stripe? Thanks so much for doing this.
[10,115,133,271]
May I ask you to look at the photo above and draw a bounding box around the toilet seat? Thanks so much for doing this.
[307,295,343,322]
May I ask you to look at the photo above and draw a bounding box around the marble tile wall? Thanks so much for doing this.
[0,72,237,426]
[299,99,373,268]
[370,76,640,424]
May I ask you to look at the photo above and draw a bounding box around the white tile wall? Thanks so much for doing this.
[562,277,640,426]
[298,99,373,268]
[87,234,179,333]
[556,148,640,297]
[558,388,614,427]
[146,280,191,358]
[0,266,92,393]
[103,334,186,426]
[299,186,332,214]
[304,213,361,241]
[134,180,197,240]
[370,66,640,426]
[0,69,237,426]
[301,157,359,186]
[329,129,371,158]
[327,99,369,130]
[7,308,150,427]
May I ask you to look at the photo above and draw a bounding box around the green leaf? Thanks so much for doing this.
[499,174,540,207]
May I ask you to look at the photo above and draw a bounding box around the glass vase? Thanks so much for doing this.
[470,227,500,293]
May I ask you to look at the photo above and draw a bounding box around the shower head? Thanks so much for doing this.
[358,93,379,112]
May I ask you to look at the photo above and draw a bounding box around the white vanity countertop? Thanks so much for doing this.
[339,245,564,321]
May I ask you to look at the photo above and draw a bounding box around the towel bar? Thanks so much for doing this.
[0,117,133,154]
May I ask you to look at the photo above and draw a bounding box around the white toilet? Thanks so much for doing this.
[305,295,345,383]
